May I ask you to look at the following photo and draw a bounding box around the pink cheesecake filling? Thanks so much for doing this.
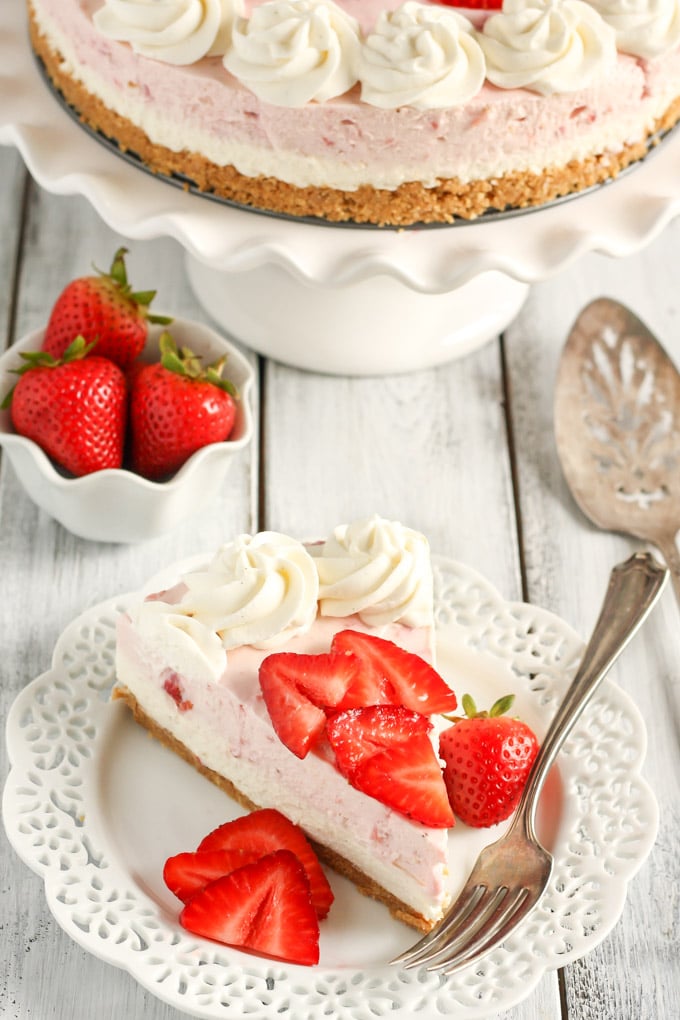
[31,0,680,192]
[115,608,449,923]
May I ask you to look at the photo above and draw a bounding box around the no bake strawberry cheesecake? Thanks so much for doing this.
[114,517,457,931]
[27,0,680,226]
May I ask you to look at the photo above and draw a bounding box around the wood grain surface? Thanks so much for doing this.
[1,144,678,1020]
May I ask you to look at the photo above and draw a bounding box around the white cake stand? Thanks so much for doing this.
[3,1,680,374]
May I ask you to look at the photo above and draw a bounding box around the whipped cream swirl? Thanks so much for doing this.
[314,516,433,627]
[176,531,319,649]
[479,0,617,96]
[131,599,228,685]
[357,2,485,109]
[587,0,680,58]
[224,0,360,106]
[93,0,243,65]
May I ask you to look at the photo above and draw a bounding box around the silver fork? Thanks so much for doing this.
[391,551,667,977]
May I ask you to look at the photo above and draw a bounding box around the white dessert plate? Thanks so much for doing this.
[2,555,658,1019]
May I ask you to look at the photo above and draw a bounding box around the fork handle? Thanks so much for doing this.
[655,530,680,616]
[512,552,667,842]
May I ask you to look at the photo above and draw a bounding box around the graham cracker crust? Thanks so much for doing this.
[112,684,437,933]
[29,4,680,227]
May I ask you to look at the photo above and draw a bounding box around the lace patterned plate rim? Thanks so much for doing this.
[2,555,658,1020]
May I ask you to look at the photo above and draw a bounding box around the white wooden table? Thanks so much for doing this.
[1,144,679,1019]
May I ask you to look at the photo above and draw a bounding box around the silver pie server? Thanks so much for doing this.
[555,297,680,608]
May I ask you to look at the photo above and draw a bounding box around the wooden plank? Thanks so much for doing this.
[0,148,27,349]
[504,218,680,1020]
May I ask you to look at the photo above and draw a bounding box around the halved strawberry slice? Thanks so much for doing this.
[437,0,502,8]
[259,650,363,758]
[327,705,455,828]
[197,808,334,919]
[330,640,392,710]
[331,631,457,715]
[163,848,261,903]
[179,849,320,966]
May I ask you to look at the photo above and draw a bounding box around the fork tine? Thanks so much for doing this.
[432,887,534,976]
[390,883,486,966]
[414,886,511,969]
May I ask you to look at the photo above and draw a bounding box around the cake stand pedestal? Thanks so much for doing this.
[2,0,680,375]
[185,254,529,375]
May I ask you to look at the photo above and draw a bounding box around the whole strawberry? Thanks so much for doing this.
[439,694,539,828]
[129,332,237,480]
[42,247,171,369]
[5,337,126,476]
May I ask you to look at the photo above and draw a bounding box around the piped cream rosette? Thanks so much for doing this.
[479,0,618,95]
[177,531,320,649]
[314,516,434,627]
[223,0,361,104]
[94,0,243,64]
[587,0,680,59]
[356,1,486,109]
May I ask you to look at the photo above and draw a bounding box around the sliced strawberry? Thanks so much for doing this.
[163,848,261,903]
[326,706,455,828]
[330,641,392,710]
[179,850,320,966]
[331,630,457,715]
[325,701,429,774]
[259,650,363,758]
[437,0,502,8]
[197,808,334,919]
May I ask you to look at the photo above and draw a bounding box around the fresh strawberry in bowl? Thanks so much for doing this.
[41,247,172,369]
[0,317,254,543]
[5,336,127,477]
[129,332,238,481]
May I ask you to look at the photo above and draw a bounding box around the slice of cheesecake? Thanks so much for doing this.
[113,517,455,930]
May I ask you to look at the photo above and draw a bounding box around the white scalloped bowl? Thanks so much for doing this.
[0,318,254,543]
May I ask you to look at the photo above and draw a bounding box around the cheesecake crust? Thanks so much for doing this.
[112,684,438,933]
[29,4,680,228]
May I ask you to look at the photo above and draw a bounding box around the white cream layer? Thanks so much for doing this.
[31,0,680,191]
[115,610,449,923]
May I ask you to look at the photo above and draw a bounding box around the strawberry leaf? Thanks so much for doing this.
[93,247,173,324]
[156,331,239,396]
[161,349,191,376]
[206,367,238,396]
[130,289,157,306]
[461,693,478,719]
[108,247,130,290]
[0,383,16,410]
[61,335,98,362]
[489,694,516,717]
